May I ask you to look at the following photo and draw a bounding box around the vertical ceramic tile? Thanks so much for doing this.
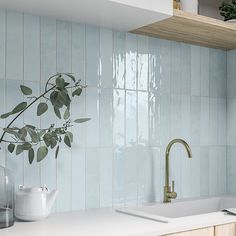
[126,33,137,90]
[181,95,191,143]
[149,37,160,92]
[57,148,72,212]
[137,36,148,91]
[71,148,86,210]
[160,94,171,146]
[138,91,148,145]
[6,11,23,80]
[171,42,181,95]
[218,99,226,145]
[160,40,171,95]
[57,21,72,73]
[227,50,236,98]
[191,45,201,96]
[209,98,218,146]
[190,147,200,197]
[200,147,209,196]
[72,23,85,84]
[113,89,125,147]
[100,29,113,88]
[149,89,161,146]
[0,10,5,79]
[227,98,236,146]
[113,148,125,206]
[100,88,113,147]
[218,147,227,194]
[113,31,125,89]
[137,147,152,203]
[40,17,56,81]
[86,148,100,209]
[200,97,209,146]
[124,147,138,205]
[181,44,191,96]
[227,147,236,194]
[86,25,100,87]
[152,147,161,202]
[126,90,137,146]
[100,148,112,208]
[86,88,99,147]
[23,14,40,82]
[200,47,210,96]
[5,80,24,190]
[170,94,182,140]
[40,18,57,205]
[191,96,201,146]
[209,147,219,195]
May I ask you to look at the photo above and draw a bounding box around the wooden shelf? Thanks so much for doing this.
[131,10,236,50]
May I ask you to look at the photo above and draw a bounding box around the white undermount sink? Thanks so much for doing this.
[116,196,236,223]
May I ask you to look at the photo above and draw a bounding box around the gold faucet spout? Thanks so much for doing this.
[164,139,192,203]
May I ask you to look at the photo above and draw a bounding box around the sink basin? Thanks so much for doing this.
[116,196,236,223]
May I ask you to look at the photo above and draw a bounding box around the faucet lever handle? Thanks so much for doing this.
[172,180,175,192]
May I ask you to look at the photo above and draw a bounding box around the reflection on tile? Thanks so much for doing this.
[0,10,5,79]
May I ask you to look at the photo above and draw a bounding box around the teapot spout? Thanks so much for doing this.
[47,189,58,210]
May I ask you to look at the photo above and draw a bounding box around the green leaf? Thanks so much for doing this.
[54,107,61,119]
[55,145,60,159]
[50,138,57,149]
[66,131,73,143]
[20,85,32,95]
[8,143,15,153]
[43,132,52,147]
[25,124,36,130]
[56,77,65,89]
[65,73,75,82]
[37,146,48,162]
[37,103,48,116]
[27,128,40,143]
[63,108,70,120]
[12,102,27,114]
[18,127,27,140]
[74,118,91,123]
[21,142,32,150]
[28,148,34,164]
[16,145,24,155]
[72,87,82,97]
[3,128,19,137]
[0,112,13,119]
[64,135,71,147]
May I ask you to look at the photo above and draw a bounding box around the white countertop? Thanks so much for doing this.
[1,208,236,236]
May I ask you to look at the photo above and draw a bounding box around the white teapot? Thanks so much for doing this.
[15,186,58,221]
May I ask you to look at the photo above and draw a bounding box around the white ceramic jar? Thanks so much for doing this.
[181,0,199,14]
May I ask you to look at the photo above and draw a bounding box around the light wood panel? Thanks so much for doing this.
[215,223,236,236]
[164,227,214,236]
[132,10,236,50]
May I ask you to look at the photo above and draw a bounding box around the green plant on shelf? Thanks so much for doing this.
[219,0,236,21]
[0,73,90,164]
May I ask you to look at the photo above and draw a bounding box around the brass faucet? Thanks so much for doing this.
[163,139,192,203]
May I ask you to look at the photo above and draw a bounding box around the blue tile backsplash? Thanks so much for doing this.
[0,9,229,212]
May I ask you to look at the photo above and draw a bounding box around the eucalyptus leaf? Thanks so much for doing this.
[28,148,34,164]
[54,107,61,119]
[55,145,60,159]
[37,103,48,116]
[65,73,76,82]
[18,127,27,140]
[12,102,27,114]
[20,85,32,95]
[16,145,24,155]
[8,143,15,153]
[25,124,36,130]
[63,108,70,120]
[37,146,48,162]
[72,87,82,97]
[21,142,32,150]
[56,77,65,89]
[0,112,13,119]
[66,131,73,142]
[64,135,71,147]
[27,128,40,143]
[3,128,19,137]
[74,118,91,123]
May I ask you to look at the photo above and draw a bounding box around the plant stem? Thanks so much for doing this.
[0,85,56,143]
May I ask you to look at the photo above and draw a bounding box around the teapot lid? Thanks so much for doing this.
[19,185,48,193]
